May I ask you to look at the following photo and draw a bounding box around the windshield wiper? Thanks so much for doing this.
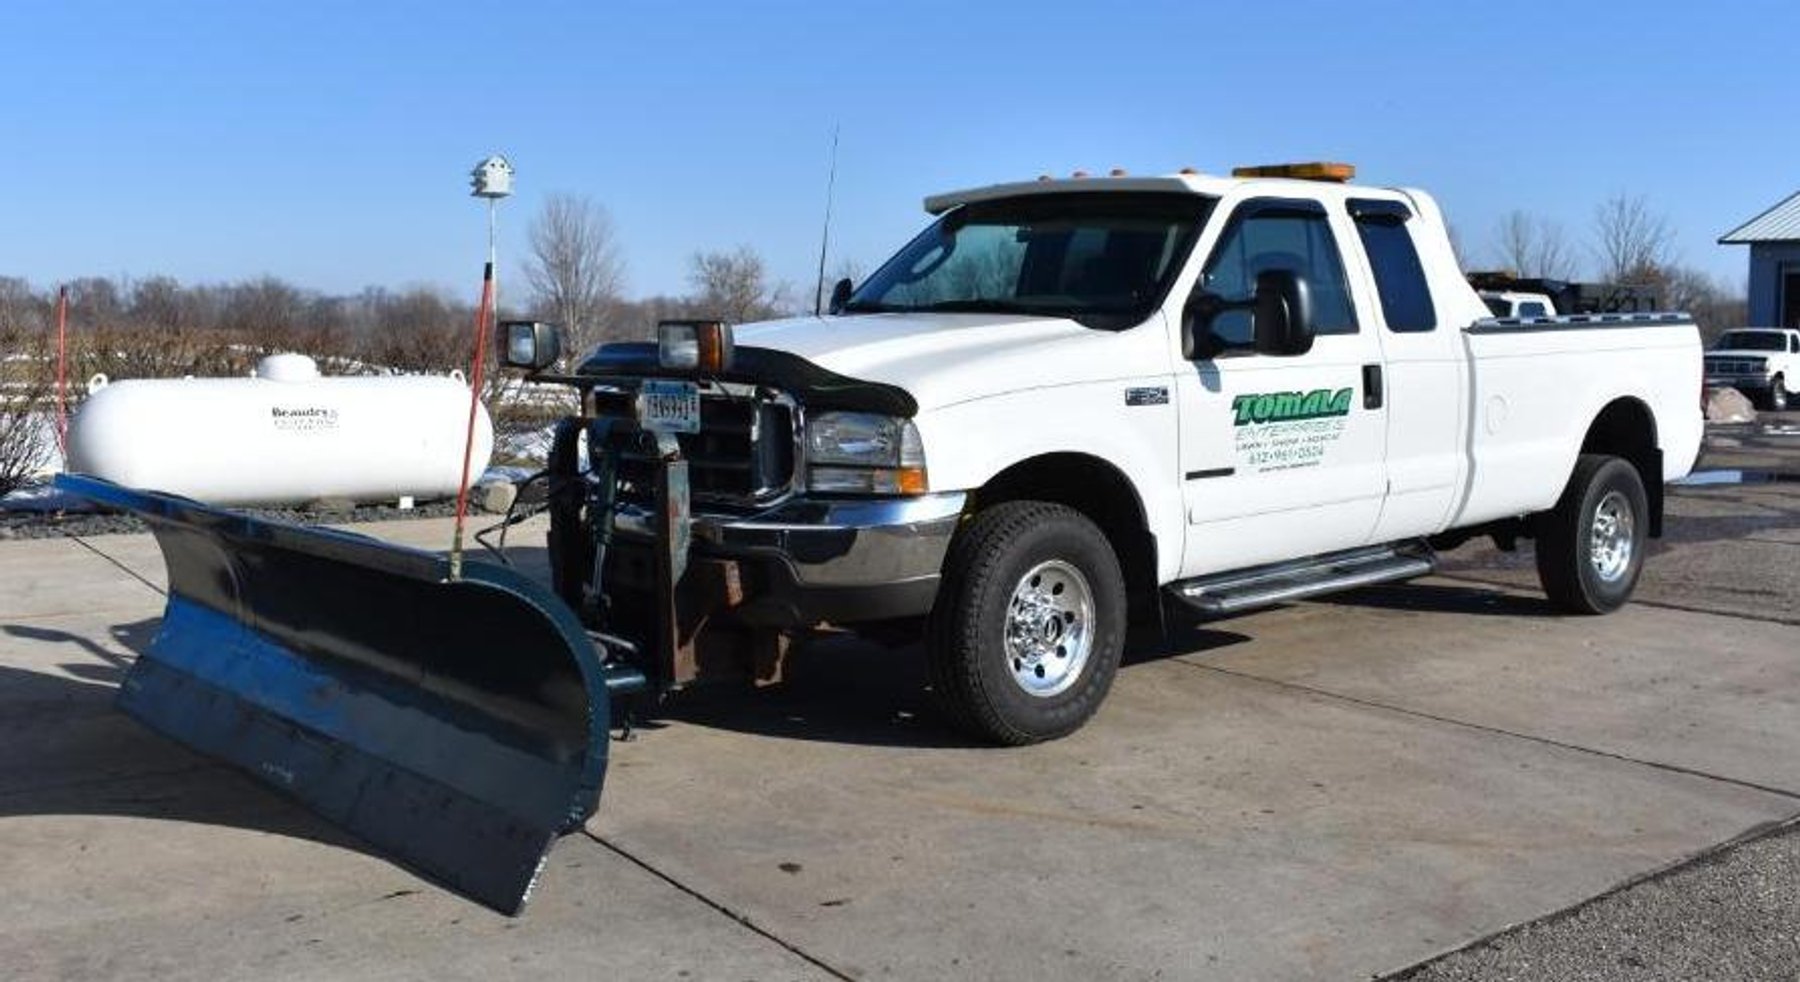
[920,299,1054,316]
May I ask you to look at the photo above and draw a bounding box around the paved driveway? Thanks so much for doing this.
[1,487,1795,980]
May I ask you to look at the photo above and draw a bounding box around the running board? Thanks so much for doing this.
[1169,543,1437,615]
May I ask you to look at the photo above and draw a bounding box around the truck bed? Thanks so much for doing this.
[1454,313,1703,530]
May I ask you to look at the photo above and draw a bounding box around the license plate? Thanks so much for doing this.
[637,379,700,434]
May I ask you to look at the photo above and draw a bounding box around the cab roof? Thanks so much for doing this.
[923,168,1402,215]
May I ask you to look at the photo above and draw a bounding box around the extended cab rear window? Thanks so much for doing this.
[1350,199,1436,333]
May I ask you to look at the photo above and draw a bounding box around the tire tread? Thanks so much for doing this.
[927,501,1124,745]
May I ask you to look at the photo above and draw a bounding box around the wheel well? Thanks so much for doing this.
[1579,397,1664,536]
[974,453,1157,609]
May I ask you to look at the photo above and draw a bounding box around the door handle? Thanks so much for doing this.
[1362,364,1383,409]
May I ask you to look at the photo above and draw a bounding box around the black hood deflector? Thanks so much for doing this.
[575,342,918,417]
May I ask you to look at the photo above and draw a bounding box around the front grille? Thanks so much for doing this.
[587,387,796,506]
[1705,357,1764,375]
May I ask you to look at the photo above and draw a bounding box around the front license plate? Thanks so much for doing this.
[637,379,700,434]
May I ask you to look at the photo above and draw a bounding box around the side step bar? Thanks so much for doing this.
[1169,542,1436,615]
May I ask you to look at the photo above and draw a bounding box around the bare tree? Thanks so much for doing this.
[0,277,46,335]
[524,193,626,355]
[1492,210,1578,279]
[688,246,792,324]
[0,332,54,495]
[1592,194,1673,283]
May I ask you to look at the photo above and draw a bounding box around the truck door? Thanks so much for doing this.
[1346,197,1469,542]
[1177,197,1389,575]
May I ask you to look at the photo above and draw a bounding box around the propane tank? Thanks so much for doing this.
[67,354,495,506]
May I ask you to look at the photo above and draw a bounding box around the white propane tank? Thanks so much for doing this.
[67,354,495,507]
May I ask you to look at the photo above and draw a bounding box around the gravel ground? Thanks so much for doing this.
[1391,819,1800,981]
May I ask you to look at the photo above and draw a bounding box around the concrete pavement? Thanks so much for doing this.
[0,498,1796,980]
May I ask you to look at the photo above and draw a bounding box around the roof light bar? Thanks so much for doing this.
[1232,162,1357,182]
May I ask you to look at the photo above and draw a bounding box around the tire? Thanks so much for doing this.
[1534,454,1649,615]
[1769,376,1789,412]
[927,501,1127,745]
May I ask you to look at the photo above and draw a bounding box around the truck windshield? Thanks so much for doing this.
[843,192,1211,330]
[1712,330,1785,351]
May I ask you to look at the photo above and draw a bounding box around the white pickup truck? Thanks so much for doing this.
[509,162,1704,746]
[1704,327,1799,411]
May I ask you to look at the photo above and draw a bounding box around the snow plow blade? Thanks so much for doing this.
[55,474,615,915]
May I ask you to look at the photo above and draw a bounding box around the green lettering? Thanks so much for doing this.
[1231,395,1254,426]
[1327,387,1353,415]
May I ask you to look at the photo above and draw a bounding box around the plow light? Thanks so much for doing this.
[499,321,562,372]
[658,320,736,373]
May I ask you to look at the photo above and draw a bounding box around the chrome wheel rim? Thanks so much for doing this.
[1003,560,1094,698]
[1589,490,1636,583]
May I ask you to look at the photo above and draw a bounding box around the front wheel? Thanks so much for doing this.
[927,501,1126,745]
[1769,376,1789,412]
[1534,454,1649,614]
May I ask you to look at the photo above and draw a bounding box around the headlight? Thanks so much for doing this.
[806,412,927,495]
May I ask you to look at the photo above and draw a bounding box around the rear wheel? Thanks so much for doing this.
[1534,454,1648,614]
[928,501,1126,745]
[1769,375,1789,412]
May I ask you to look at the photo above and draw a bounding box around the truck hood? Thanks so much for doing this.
[1705,348,1779,360]
[733,312,1171,412]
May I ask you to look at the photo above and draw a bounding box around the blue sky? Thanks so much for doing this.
[4,0,1794,304]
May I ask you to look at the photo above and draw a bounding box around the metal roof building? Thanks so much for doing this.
[1720,191,1800,327]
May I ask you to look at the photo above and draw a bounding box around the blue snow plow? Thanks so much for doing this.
[55,473,640,915]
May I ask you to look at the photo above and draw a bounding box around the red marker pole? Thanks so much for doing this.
[448,262,495,580]
[54,285,69,458]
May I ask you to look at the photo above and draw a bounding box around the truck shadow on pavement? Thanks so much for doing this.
[0,619,379,866]
[1312,581,1559,617]
[653,620,1258,748]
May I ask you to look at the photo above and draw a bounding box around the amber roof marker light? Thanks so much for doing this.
[1231,162,1357,182]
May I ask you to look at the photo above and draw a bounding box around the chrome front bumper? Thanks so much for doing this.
[1705,374,1772,391]
[610,492,968,623]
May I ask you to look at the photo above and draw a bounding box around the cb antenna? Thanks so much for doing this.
[812,124,841,316]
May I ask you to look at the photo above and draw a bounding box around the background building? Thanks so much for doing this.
[1720,192,1800,327]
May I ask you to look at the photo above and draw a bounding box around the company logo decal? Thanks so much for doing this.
[1230,386,1354,472]
[1230,387,1352,426]
[271,405,340,432]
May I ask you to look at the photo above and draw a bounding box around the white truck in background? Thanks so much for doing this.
[502,161,1706,746]
[1480,289,1557,318]
[1704,327,1800,411]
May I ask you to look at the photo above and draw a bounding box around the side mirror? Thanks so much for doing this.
[1252,270,1314,357]
[1180,294,1223,360]
[828,277,854,315]
[498,320,562,372]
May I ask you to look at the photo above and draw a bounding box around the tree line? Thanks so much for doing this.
[1477,193,1745,336]
[0,202,795,384]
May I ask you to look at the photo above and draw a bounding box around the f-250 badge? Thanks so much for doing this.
[1124,386,1169,406]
